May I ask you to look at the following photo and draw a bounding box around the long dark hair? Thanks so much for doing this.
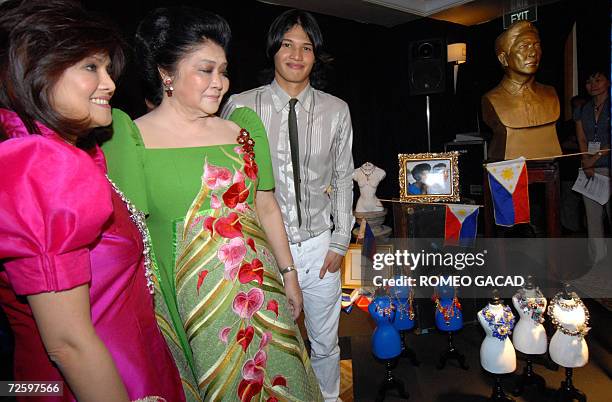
[260,9,331,89]
[0,0,125,143]
[135,7,231,107]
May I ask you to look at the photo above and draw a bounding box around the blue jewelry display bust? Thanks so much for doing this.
[434,286,469,370]
[434,285,463,332]
[390,279,415,331]
[369,296,402,359]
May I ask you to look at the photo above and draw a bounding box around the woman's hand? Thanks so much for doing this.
[582,154,600,178]
[282,271,303,320]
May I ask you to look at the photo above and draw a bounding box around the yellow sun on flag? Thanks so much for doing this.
[457,209,467,217]
[501,168,514,181]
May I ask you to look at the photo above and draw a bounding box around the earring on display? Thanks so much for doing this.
[163,77,174,97]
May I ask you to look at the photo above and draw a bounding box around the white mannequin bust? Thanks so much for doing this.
[478,302,517,374]
[548,292,589,368]
[512,287,548,354]
[353,162,385,212]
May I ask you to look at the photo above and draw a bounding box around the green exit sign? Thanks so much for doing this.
[503,5,538,28]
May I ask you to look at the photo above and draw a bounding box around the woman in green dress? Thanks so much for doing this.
[103,7,323,402]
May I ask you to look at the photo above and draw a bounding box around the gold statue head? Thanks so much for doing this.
[495,20,541,77]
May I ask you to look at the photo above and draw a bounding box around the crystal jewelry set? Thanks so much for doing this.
[432,290,462,325]
[547,292,591,338]
[481,304,515,341]
[374,296,395,318]
[394,288,415,321]
[514,288,547,325]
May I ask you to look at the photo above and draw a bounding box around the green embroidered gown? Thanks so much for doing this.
[104,109,322,402]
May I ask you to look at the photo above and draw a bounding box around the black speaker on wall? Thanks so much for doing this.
[408,38,446,95]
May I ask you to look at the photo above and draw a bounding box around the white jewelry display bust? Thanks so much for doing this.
[512,288,548,355]
[548,294,589,368]
[478,303,517,374]
[353,162,385,213]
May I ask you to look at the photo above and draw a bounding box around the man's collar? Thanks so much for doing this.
[500,76,536,95]
[270,79,313,113]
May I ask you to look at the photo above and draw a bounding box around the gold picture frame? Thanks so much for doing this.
[342,244,395,289]
[398,151,460,203]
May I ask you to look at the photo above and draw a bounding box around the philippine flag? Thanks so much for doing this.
[445,204,480,247]
[486,157,530,226]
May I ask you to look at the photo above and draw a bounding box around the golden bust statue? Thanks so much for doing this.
[482,20,561,160]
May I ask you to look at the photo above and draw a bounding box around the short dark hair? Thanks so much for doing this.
[585,68,609,81]
[0,0,125,143]
[411,163,431,181]
[135,7,231,106]
[262,9,331,89]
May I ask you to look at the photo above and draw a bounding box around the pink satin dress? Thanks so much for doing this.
[0,108,185,402]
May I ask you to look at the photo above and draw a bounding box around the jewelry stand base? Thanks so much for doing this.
[353,210,392,241]
[437,331,468,370]
[490,375,514,402]
[512,357,546,396]
[556,368,586,402]
[375,358,409,402]
[399,330,420,366]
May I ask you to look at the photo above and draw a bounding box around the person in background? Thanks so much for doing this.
[222,9,354,401]
[0,1,185,401]
[103,6,322,401]
[428,162,450,195]
[575,68,611,263]
[408,163,431,195]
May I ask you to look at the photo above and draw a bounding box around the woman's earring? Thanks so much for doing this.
[163,78,174,97]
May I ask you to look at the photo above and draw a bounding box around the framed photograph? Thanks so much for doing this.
[342,244,394,289]
[398,151,460,203]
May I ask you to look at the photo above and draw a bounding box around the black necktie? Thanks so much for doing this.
[288,98,302,227]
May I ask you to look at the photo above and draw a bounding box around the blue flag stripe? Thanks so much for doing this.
[458,209,478,246]
[488,173,515,226]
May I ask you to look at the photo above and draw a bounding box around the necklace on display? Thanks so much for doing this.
[481,304,515,341]
[360,163,375,178]
[393,288,415,321]
[374,296,395,318]
[515,288,546,325]
[107,176,156,294]
[432,290,462,325]
[547,292,591,338]
[554,291,582,310]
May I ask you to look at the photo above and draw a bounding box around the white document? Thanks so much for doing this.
[572,169,610,205]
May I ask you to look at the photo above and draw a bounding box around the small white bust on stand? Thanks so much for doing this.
[548,291,590,368]
[512,287,548,355]
[353,162,385,213]
[478,299,517,374]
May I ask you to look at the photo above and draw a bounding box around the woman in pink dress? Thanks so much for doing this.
[0,1,185,401]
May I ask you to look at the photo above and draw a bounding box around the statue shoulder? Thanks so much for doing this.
[482,84,510,112]
[483,84,505,102]
[534,82,560,105]
[481,85,505,127]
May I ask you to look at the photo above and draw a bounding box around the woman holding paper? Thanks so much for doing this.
[574,68,610,263]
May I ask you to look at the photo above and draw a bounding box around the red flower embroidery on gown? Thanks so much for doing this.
[171,125,321,401]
